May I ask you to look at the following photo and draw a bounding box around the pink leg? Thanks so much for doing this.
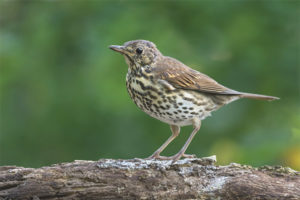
[147,125,180,159]
[169,119,201,163]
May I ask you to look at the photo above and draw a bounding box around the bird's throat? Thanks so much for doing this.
[124,54,139,72]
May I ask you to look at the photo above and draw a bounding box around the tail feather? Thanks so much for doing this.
[240,92,279,101]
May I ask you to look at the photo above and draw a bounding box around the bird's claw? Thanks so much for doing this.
[146,152,197,164]
[182,153,196,158]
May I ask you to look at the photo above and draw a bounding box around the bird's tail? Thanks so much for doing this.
[239,92,279,101]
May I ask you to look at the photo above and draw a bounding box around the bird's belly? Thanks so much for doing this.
[126,76,220,126]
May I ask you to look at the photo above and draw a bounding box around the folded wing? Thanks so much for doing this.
[153,56,241,95]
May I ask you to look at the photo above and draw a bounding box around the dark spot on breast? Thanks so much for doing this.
[147,92,157,100]
[160,105,166,110]
[145,68,151,73]
[205,107,214,111]
[182,107,187,110]
[183,96,194,102]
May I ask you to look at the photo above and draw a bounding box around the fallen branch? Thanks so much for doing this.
[0,156,299,200]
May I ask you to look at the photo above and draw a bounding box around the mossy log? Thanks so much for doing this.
[0,156,299,200]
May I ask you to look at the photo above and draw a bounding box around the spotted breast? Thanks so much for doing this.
[126,67,235,127]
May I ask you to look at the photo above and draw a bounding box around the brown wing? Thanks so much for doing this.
[153,56,241,95]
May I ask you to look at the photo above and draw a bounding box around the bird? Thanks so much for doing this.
[109,40,279,163]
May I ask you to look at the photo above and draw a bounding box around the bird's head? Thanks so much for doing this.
[109,40,161,70]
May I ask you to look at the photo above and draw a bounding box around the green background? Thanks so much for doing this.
[1,0,299,170]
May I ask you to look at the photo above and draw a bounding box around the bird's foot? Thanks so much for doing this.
[169,152,196,164]
[146,153,170,160]
[146,152,196,163]
[182,153,196,158]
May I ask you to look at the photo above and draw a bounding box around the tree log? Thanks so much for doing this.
[0,156,299,200]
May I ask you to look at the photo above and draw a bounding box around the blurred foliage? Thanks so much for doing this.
[0,0,299,170]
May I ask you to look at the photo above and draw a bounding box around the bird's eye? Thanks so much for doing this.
[136,48,143,54]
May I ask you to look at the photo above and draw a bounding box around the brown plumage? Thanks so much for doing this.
[153,56,277,100]
[109,40,279,163]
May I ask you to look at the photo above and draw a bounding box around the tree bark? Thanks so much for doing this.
[0,156,299,200]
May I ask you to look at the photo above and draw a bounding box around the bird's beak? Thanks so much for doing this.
[109,45,125,54]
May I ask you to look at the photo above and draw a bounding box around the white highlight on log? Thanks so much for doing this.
[96,156,217,170]
[203,176,228,192]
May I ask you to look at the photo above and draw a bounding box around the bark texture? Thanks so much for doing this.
[0,156,299,200]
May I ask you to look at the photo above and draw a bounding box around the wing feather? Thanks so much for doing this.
[153,56,241,95]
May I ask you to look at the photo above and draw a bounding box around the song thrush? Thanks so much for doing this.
[109,40,279,163]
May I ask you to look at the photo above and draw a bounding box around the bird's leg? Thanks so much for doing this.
[146,125,180,159]
[170,119,201,164]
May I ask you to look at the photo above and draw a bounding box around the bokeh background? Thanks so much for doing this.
[1,0,299,170]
